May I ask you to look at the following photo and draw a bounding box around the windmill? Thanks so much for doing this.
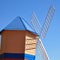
[0,5,55,60]
[30,5,55,60]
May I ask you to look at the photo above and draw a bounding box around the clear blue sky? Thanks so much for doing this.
[0,0,60,60]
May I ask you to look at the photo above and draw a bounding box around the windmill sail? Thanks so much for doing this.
[40,5,55,40]
[38,38,49,60]
[31,13,50,60]
[31,12,41,35]
[30,5,55,60]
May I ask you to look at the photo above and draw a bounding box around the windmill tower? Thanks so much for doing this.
[30,5,55,60]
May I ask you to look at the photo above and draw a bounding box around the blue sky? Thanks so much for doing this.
[0,0,60,60]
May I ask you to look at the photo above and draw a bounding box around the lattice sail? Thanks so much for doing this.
[30,5,55,60]
[36,38,49,60]
[30,12,49,60]
[40,5,55,40]
[30,12,41,35]
[31,6,55,40]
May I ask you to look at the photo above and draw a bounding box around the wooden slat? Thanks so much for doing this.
[25,36,37,55]
[25,49,36,55]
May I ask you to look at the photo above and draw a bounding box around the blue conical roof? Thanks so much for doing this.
[5,17,26,30]
[1,16,36,34]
